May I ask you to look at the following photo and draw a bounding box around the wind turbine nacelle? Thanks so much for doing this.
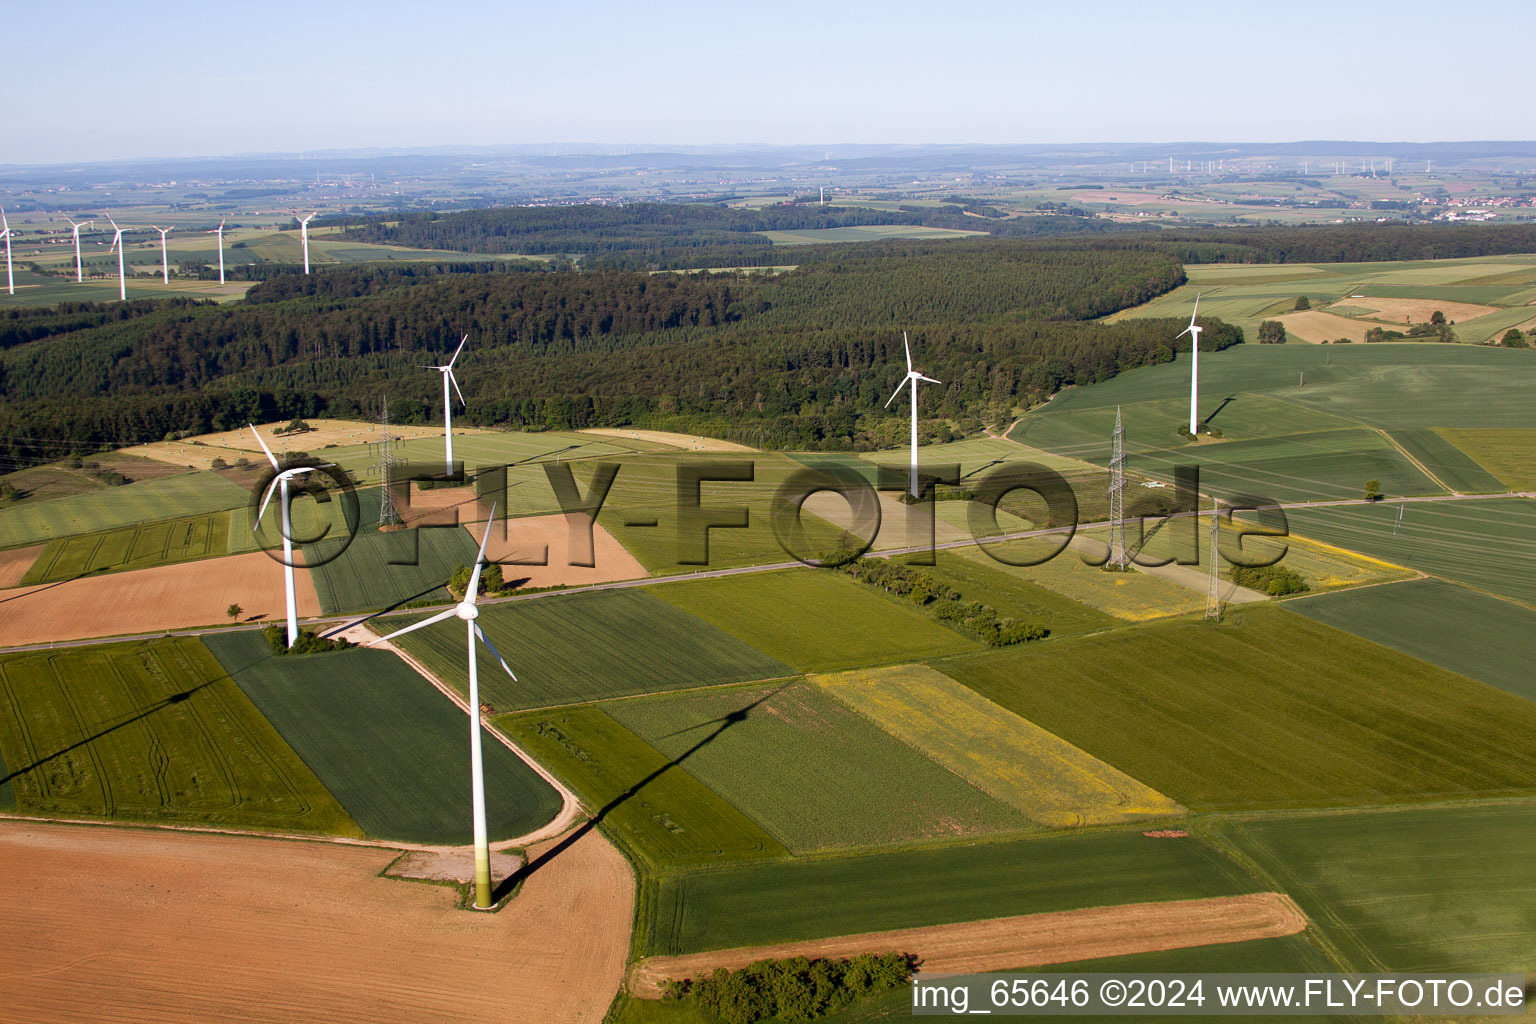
[455,601,480,621]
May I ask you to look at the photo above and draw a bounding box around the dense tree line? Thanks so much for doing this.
[663,953,916,1024]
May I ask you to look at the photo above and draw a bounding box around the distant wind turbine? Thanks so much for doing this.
[370,507,513,910]
[293,210,317,274]
[425,334,469,475]
[208,218,226,283]
[66,217,93,282]
[250,424,329,648]
[0,208,12,296]
[1178,294,1204,435]
[151,225,173,284]
[105,215,127,301]
[883,331,942,498]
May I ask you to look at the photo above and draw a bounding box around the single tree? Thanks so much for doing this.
[1502,328,1529,348]
[1363,479,1383,501]
[1430,310,1446,325]
[1257,320,1287,344]
[1293,295,1311,310]
[226,603,243,622]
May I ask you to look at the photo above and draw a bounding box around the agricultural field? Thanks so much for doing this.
[18,510,257,585]
[644,828,1259,956]
[1288,578,1536,702]
[0,450,190,504]
[1285,498,1536,607]
[760,225,985,245]
[1222,803,1536,973]
[0,638,356,834]
[651,568,980,672]
[379,588,790,711]
[500,706,788,870]
[943,604,1536,811]
[918,549,1119,637]
[1435,427,1536,490]
[958,539,1208,621]
[202,631,560,844]
[1385,428,1506,493]
[814,664,1181,827]
[0,470,252,548]
[607,682,1030,853]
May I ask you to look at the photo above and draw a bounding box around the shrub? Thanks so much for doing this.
[1293,295,1311,310]
[1230,564,1310,596]
[263,624,355,655]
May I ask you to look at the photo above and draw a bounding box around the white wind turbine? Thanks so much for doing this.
[1178,294,1204,435]
[883,331,942,498]
[425,334,469,475]
[0,208,13,296]
[370,507,513,910]
[293,210,317,274]
[209,218,226,283]
[105,215,127,301]
[66,217,93,282]
[250,424,328,648]
[151,225,173,284]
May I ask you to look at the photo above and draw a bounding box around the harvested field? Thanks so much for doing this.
[0,822,631,1024]
[1330,296,1500,324]
[0,544,41,588]
[1275,309,1372,343]
[578,428,755,452]
[630,893,1305,996]
[0,551,320,648]
[467,513,648,589]
[130,419,468,470]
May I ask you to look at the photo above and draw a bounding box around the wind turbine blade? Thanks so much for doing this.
[474,623,517,680]
[903,331,912,372]
[1188,293,1200,326]
[918,374,942,385]
[883,378,909,409]
[465,502,498,599]
[0,208,7,232]
[447,333,469,368]
[247,422,280,470]
[370,607,459,645]
[256,475,282,524]
[1175,325,1193,339]
[448,370,466,408]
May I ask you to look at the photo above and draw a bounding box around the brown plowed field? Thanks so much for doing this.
[0,822,633,1024]
[630,893,1306,996]
[465,513,648,589]
[0,551,320,647]
[0,545,42,588]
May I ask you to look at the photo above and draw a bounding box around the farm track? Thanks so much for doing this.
[628,892,1307,997]
[3,489,1529,655]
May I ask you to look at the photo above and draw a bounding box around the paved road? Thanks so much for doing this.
[1,490,1529,656]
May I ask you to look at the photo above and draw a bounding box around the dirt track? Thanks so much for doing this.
[630,893,1306,996]
[0,821,633,1024]
[0,551,321,647]
[0,544,42,588]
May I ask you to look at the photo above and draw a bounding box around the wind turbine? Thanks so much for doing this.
[292,210,317,274]
[370,508,513,910]
[0,208,12,296]
[208,218,226,283]
[249,424,328,648]
[105,215,127,301]
[883,331,942,498]
[1178,294,1204,435]
[425,334,469,475]
[151,225,173,284]
[65,217,93,282]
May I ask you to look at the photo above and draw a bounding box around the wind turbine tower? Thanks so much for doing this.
[883,331,943,499]
[1178,295,1204,435]
[209,219,226,284]
[0,208,12,296]
[152,226,173,284]
[371,509,515,909]
[105,215,127,301]
[425,334,469,476]
[294,210,317,274]
[66,218,92,282]
[249,424,328,648]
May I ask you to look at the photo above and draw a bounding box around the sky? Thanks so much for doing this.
[8,0,1532,164]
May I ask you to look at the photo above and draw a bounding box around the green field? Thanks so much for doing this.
[1223,804,1536,973]
[0,471,252,548]
[608,682,1029,853]
[645,829,1258,955]
[18,510,256,585]
[501,706,788,870]
[304,519,481,614]
[1436,427,1536,490]
[919,550,1119,637]
[651,569,981,672]
[202,631,560,843]
[1285,498,1536,607]
[0,638,357,834]
[1386,428,1506,493]
[1288,579,1536,702]
[380,587,791,711]
[959,539,1207,621]
[943,605,1536,811]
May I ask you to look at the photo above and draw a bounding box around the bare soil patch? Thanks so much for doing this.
[1277,310,1372,344]
[1327,297,1499,324]
[578,427,756,452]
[0,551,320,647]
[0,821,632,1024]
[465,513,648,589]
[630,893,1305,996]
[0,545,42,589]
